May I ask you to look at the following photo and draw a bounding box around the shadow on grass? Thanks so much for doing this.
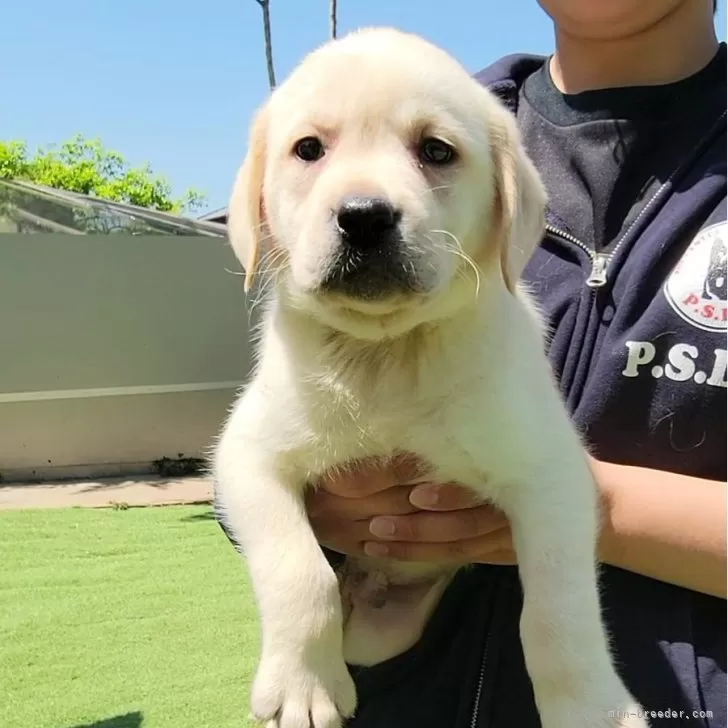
[180,509,216,523]
[68,711,143,728]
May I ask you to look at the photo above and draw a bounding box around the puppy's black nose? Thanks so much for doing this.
[336,196,401,248]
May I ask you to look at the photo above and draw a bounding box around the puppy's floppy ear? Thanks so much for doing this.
[228,105,270,294]
[489,110,547,294]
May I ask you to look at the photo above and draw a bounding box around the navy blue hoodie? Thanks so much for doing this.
[216,53,727,728]
[344,54,727,728]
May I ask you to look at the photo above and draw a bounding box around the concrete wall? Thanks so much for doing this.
[0,233,253,482]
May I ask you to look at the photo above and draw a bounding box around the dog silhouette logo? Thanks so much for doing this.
[664,222,727,333]
[702,236,727,302]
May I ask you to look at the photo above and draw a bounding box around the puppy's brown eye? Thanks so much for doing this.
[294,136,325,162]
[419,138,456,166]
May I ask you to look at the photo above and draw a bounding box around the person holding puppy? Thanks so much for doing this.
[304,1,726,726]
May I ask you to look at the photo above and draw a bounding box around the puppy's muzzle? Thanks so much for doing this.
[321,196,418,301]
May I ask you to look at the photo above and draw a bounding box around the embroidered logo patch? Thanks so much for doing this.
[664,221,727,332]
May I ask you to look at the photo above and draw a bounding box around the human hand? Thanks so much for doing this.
[307,455,517,566]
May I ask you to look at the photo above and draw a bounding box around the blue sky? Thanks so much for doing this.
[3,1,726,214]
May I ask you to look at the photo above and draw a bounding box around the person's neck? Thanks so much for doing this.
[550,2,719,94]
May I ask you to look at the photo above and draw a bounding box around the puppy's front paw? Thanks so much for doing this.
[252,653,357,728]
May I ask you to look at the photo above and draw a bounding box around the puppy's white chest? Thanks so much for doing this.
[257,295,532,487]
[296,373,491,486]
[296,389,425,465]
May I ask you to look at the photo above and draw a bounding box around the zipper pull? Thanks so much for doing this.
[586,254,609,288]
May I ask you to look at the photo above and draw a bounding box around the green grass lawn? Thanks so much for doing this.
[0,505,261,728]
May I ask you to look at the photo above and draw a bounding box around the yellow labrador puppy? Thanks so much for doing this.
[214,27,647,728]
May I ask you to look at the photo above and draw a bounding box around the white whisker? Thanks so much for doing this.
[428,229,482,298]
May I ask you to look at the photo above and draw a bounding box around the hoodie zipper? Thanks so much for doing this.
[545,177,672,290]
[545,224,609,288]
[468,625,492,727]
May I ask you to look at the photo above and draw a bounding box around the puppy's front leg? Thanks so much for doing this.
[498,458,648,728]
[215,429,356,728]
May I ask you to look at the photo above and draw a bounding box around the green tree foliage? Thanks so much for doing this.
[0,135,205,214]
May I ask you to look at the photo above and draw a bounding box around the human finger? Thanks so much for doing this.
[308,484,417,523]
[368,505,507,543]
[409,482,483,511]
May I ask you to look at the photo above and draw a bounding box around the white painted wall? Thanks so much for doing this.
[0,233,253,481]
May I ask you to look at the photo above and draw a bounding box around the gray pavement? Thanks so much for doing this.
[0,475,213,510]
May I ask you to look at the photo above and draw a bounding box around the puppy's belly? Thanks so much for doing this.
[339,558,455,667]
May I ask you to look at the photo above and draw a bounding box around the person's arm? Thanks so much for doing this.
[594,458,727,599]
